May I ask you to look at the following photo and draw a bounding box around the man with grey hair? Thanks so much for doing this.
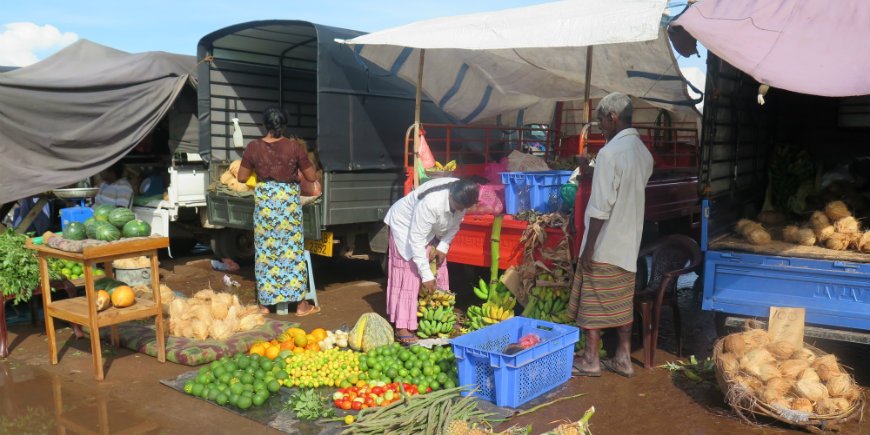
[568,92,653,378]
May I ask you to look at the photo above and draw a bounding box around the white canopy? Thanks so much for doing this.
[338,0,699,125]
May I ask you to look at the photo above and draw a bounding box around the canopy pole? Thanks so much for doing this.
[582,46,593,125]
[413,49,426,189]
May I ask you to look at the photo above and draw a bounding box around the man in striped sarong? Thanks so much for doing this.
[568,93,653,378]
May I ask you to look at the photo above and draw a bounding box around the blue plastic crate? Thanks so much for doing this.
[451,316,579,408]
[499,171,573,214]
[59,206,93,232]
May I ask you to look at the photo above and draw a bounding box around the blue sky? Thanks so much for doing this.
[1,0,706,103]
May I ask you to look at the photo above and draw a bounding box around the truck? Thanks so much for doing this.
[699,53,870,342]
[195,20,474,263]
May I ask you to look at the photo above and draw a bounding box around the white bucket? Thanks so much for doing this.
[113,267,151,287]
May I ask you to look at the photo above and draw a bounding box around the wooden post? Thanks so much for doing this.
[582,46,594,125]
[413,49,426,189]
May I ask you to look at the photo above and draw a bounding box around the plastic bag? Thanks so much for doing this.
[466,184,505,215]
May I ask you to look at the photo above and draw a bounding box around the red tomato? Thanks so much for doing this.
[364,396,375,407]
[348,392,358,401]
[371,386,384,395]
[426,387,433,393]
[334,400,342,408]
[351,401,363,411]
[350,387,360,394]
[340,400,352,411]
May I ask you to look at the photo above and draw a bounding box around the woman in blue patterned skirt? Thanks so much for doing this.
[237,107,320,316]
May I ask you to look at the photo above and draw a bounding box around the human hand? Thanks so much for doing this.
[421,279,437,293]
[434,250,448,267]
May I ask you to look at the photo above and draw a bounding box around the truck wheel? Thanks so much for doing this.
[213,229,255,264]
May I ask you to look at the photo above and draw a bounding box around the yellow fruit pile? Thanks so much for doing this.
[282,348,361,388]
[427,160,457,172]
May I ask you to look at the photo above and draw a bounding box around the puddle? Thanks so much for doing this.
[0,361,165,435]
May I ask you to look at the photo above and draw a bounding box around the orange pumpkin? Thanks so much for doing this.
[110,285,135,308]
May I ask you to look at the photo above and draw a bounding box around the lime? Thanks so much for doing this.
[183,382,195,394]
[241,373,254,385]
[443,379,456,389]
[210,361,222,371]
[216,393,229,406]
[429,380,441,390]
[224,362,238,372]
[252,393,267,407]
[276,371,288,381]
[219,373,232,384]
[207,388,220,401]
[422,366,435,376]
[436,373,448,384]
[255,369,266,380]
[230,383,245,396]
[94,269,105,276]
[191,383,204,397]
[237,358,251,369]
[267,380,281,393]
[260,359,272,371]
[228,394,240,407]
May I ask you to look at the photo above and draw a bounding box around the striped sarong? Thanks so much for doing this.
[568,261,635,329]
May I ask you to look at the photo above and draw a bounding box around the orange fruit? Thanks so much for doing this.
[311,328,327,342]
[249,343,266,356]
[305,343,319,352]
[292,347,305,354]
[265,345,281,360]
[286,327,305,337]
[110,285,135,308]
[294,334,308,348]
[280,341,295,351]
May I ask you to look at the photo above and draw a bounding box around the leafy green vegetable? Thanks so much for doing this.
[284,389,334,421]
[0,229,59,304]
[661,355,716,384]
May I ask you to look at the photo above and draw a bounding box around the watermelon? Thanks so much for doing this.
[64,222,86,240]
[84,217,98,239]
[122,219,151,238]
[108,207,135,229]
[94,221,121,241]
[93,204,115,222]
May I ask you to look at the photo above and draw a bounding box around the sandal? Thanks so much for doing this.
[296,306,321,317]
[572,361,601,377]
[601,358,635,379]
[395,333,418,345]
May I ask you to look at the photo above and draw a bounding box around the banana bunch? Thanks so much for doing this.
[522,286,572,324]
[418,289,455,309]
[417,306,457,338]
[432,160,457,171]
[466,278,517,330]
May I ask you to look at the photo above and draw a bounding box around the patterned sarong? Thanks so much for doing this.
[253,181,307,305]
[568,261,635,329]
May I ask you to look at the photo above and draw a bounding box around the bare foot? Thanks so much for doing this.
[221,258,240,272]
[603,354,635,378]
[573,353,601,376]
[72,324,85,339]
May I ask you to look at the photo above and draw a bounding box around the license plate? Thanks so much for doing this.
[305,231,334,257]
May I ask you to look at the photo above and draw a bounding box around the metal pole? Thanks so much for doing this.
[413,49,426,189]
[582,46,593,124]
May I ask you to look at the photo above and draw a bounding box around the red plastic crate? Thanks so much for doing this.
[447,214,569,269]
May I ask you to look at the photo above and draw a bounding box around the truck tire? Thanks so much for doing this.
[212,229,255,264]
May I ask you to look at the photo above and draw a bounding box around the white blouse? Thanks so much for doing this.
[384,177,465,282]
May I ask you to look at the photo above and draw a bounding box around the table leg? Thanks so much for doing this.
[150,251,166,363]
[0,295,7,358]
[110,326,119,349]
[102,262,114,279]
[84,261,104,380]
[39,256,58,364]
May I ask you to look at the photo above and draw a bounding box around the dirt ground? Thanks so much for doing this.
[1,251,868,435]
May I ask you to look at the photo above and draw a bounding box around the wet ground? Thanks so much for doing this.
[1,251,868,434]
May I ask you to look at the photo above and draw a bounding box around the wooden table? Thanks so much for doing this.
[26,237,168,380]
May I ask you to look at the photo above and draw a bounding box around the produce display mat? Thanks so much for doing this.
[96,318,296,366]
[710,234,870,263]
[161,370,567,434]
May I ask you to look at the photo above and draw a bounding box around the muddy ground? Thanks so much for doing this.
[1,250,868,435]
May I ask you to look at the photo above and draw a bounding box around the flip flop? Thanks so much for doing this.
[395,333,418,345]
[601,358,635,379]
[296,306,321,317]
[572,361,602,377]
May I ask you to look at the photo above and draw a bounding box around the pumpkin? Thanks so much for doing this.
[122,219,151,238]
[95,290,111,311]
[110,285,136,308]
[108,207,136,229]
[348,312,394,352]
[92,204,115,222]
[64,222,86,240]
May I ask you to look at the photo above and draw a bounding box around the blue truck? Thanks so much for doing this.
[699,53,870,343]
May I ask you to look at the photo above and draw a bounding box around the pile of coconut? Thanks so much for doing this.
[737,201,870,253]
[716,328,863,418]
[218,160,252,193]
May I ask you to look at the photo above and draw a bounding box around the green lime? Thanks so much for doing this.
[259,359,272,371]
[183,382,195,394]
[224,362,237,372]
[210,361,222,371]
[207,388,220,401]
[429,380,441,390]
[255,369,266,380]
[276,371,288,381]
[237,358,250,369]
[436,373,448,384]
[253,380,266,392]
[219,373,232,385]
[443,379,456,389]
[267,380,281,393]
[229,394,240,407]
[230,383,244,396]
[252,393,267,407]
[216,393,229,406]
[191,383,204,397]
[422,366,434,376]
[241,373,254,385]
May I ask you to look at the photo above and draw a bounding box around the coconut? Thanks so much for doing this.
[767,341,798,360]
[718,352,740,375]
[732,374,763,395]
[795,228,816,246]
[194,289,215,301]
[755,363,782,382]
[857,231,870,253]
[782,225,800,243]
[763,377,794,400]
[825,374,857,399]
[815,397,850,415]
[825,232,851,250]
[834,216,860,234]
[742,329,771,350]
[812,355,842,382]
[815,225,835,242]
[792,347,817,363]
[825,201,851,221]
[761,386,787,404]
[740,347,776,370]
[239,313,264,331]
[794,378,829,402]
[192,319,211,340]
[186,304,212,322]
[746,227,772,245]
[209,319,234,340]
[791,397,814,414]
[723,334,747,357]
[779,359,811,379]
[800,368,821,383]
[169,298,186,319]
[210,293,232,320]
[735,219,755,235]
[809,211,831,229]
[220,171,234,185]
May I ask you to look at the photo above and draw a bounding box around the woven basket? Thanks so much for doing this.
[713,335,865,432]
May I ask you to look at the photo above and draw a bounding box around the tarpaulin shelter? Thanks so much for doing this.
[671,0,870,98]
[0,40,197,205]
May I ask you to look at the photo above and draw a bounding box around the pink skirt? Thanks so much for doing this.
[386,234,449,330]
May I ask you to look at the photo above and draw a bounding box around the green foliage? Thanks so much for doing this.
[285,389,335,421]
[0,229,59,304]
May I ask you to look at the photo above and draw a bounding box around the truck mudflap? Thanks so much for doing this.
[702,250,870,331]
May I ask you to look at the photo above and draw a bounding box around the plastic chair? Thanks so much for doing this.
[276,250,317,315]
[634,234,702,368]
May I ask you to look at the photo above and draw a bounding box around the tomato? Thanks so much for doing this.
[340,400,352,411]
[348,392,358,401]
[334,400,342,408]
[364,396,375,407]
[351,401,362,411]
[371,386,384,395]
[426,387,433,393]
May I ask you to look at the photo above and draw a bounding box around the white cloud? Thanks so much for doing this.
[0,22,78,67]
[680,66,706,112]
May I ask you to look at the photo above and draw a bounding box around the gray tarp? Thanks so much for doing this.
[0,40,196,204]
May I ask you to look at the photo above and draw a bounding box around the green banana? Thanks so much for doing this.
[473,285,488,300]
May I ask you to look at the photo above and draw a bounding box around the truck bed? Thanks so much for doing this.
[710,233,870,264]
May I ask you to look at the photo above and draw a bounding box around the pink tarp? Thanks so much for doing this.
[672,0,870,97]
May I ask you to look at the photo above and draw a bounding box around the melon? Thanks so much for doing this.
[122,219,151,238]
[108,207,135,229]
[110,285,135,308]
[93,204,115,222]
[348,312,394,352]
[94,221,121,242]
[84,217,98,238]
[64,222,86,240]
